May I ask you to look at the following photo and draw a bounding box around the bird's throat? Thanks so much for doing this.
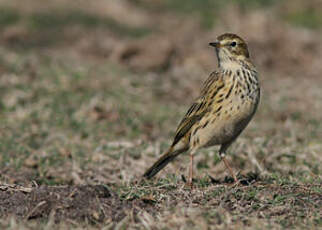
[219,60,243,72]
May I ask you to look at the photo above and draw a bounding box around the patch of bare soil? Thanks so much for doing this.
[0,184,154,224]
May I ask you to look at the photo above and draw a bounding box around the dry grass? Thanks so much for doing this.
[0,0,321,229]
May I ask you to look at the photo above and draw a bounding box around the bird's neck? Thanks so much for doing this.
[219,59,243,72]
[218,58,254,73]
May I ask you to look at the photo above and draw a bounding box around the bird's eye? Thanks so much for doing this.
[230,41,237,47]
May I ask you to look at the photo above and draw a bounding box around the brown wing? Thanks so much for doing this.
[171,71,225,147]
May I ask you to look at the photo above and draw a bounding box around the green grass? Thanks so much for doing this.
[134,0,282,28]
[0,7,151,49]
[110,174,321,229]
[0,8,20,26]
[286,8,322,29]
[0,7,151,37]
[28,10,151,38]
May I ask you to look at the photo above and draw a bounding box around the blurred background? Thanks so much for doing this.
[0,0,321,186]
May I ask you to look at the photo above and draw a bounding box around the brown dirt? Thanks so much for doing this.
[0,184,154,224]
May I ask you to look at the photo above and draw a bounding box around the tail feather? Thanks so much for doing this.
[143,147,187,179]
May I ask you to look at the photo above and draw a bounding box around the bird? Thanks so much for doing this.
[143,33,260,188]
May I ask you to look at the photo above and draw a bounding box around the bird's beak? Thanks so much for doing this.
[209,42,221,48]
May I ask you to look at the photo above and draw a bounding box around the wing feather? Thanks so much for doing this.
[171,71,225,147]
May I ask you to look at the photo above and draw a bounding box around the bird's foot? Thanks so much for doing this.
[229,178,241,187]
[185,182,194,190]
[182,175,194,190]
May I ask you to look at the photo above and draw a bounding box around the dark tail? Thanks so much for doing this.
[143,147,187,179]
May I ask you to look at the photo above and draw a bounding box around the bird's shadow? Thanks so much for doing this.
[208,171,261,185]
[181,171,261,186]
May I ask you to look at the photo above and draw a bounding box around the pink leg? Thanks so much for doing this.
[188,153,194,190]
[221,153,238,183]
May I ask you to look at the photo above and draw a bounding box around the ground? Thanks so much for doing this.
[0,0,321,229]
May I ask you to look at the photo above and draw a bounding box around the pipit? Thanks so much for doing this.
[143,33,260,187]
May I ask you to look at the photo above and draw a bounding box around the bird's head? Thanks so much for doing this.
[209,33,250,66]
